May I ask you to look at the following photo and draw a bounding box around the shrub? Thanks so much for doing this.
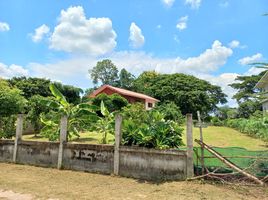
[154,101,184,124]
[91,93,129,112]
[121,103,183,149]
[226,117,268,141]
[211,116,224,126]
[0,115,17,139]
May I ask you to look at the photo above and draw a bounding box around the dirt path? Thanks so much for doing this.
[0,163,267,200]
[0,190,33,200]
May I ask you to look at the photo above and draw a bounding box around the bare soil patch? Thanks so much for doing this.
[0,163,267,200]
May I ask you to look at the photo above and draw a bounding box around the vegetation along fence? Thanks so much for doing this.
[0,114,195,181]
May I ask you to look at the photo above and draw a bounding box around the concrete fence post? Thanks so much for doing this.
[114,114,122,175]
[57,115,68,169]
[13,114,24,163]
[186,113,194,178]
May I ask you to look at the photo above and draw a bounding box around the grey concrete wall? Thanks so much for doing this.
[16,141,59,168]
[119,146,187,181]
[63,143,114,174]
[0,140,14,162]
[0,140,187,181]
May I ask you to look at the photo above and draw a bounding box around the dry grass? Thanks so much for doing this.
[0,163,267,200]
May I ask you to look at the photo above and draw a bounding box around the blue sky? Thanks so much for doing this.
[0,0,267,106]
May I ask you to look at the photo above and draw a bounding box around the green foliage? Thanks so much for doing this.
[0,115,17,139]
[40,84,99,141]
[236,100,262,118]
[229,71,266,103]
[133,72,227,116]
[94,101,115,144]
[89,60,135,89]
[91,93,129,112]
[154,101,184,124]
[117,68,135,89]
[210,116,224,126]
[89,59,119,85]
[121,103,183,149]
[8,77,82,104]
[226,117,268,141]
[26,95,51,132]
[215,106,238,120]
[0,79,26,116]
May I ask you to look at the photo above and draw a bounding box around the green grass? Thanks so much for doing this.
[182,126,267,150]
[22,131,115,144]
[22,126,267,150]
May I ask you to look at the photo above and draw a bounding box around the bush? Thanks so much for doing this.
[91,93,128,112]
[0,115,17,139]
[122,103,183,149]
[226,117,268,141]
[154,101,184,124]
[211,116,224,126]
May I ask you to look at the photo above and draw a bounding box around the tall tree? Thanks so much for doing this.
[229,70,266,103]
[118,68,135,89]
[89,59,119,86]
[8,77,82,104]
[133,72,227,116]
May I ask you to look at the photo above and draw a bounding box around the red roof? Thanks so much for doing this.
[89,85,159,102]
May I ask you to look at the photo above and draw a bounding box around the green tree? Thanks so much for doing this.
[8,77,82,104]
[26,95,51,133]
[117,68,135,89]
[229,71,266,103]
[133,72,227,116]
[236,100,262,119]
[0,79,26,116]
[0,79,26,138]
[89,59,119,86]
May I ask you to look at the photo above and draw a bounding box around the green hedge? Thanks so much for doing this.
[226,118,268,141]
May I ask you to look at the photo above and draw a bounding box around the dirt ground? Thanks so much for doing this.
[0,163,267,200]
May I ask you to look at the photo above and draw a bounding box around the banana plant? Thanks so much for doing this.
[94,101,115,144]
[40,84,99,141]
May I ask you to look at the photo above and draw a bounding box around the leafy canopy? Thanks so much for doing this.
[133,72,227,116]
[89,59,135,89]
[0,79,26,116]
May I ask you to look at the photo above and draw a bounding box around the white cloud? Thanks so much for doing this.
[185,0,202,9]
[30,40,232,87]
[199,73,239,107]
[238,53,263,65]
[0,63,28,79]
[156,24,162,29]
[161,0,175,8]
[0,22,10,32]
[228,40,246,49]
[228,40,240,48]
[176,16,188,31]
[31,24,50,43]
[49,6,117,55]
[129,22,145,48]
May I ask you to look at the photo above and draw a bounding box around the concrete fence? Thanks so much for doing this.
[0,114,194,181]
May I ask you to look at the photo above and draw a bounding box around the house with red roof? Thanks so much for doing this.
[89,85,159,110]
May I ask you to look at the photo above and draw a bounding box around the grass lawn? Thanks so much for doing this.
[182,126,268,150]
[22,126,267,150]
[0,163,267,200]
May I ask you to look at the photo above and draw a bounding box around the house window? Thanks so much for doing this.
[148,102,153,108]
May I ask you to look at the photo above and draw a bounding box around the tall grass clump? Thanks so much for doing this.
[226,116,268,141]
